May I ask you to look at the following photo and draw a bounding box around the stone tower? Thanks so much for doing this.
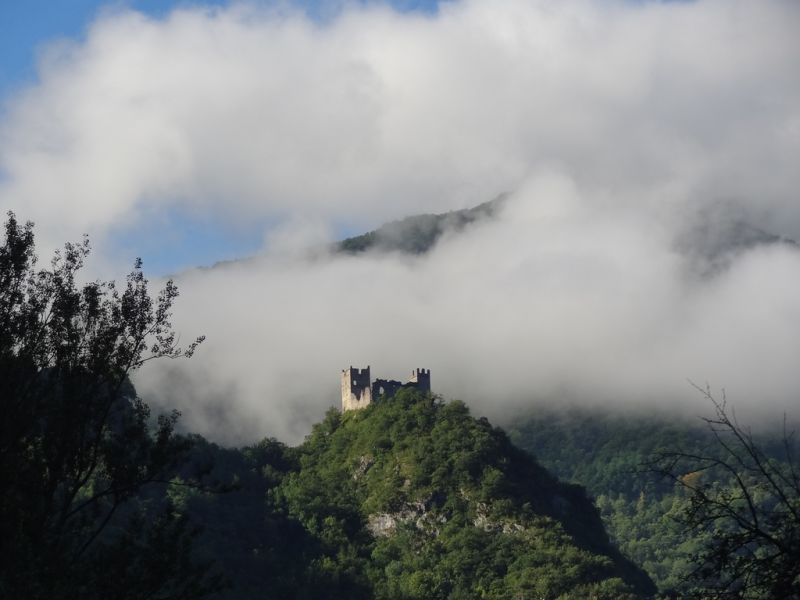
[409,368,431,392]
[341,366,372,411]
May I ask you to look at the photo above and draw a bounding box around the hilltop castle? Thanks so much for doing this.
[341,366,431,411]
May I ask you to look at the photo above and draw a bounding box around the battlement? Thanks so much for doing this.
[409,368,431,392]
[341,366,432,411]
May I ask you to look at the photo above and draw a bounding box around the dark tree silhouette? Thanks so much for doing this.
[0,212,218,599]
[653,384,800,599]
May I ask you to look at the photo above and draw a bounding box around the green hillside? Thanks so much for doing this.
[177,391,655,599]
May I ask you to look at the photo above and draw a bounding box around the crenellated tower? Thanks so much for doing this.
[409,368,431,392]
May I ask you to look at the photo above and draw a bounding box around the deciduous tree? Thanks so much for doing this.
[0,212,217,599]
[653,385,800,599]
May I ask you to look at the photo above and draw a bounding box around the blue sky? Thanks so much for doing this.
[1,1,183,97]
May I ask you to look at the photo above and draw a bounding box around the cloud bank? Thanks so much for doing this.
[142,174,800,444]
[1,0,799,442]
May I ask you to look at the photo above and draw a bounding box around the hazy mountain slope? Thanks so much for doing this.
[203,193,795,275]
[336,196,506,255]
[200,196,505,273]
[506,407,797,595]
[334,194,797,262]
[676,209,798,276]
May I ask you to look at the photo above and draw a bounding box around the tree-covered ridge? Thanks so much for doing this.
[272,390,654,599]
[170,391,657,599]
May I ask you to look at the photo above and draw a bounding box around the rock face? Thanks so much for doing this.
[367,496,449,538]
[367,513,398,537]
[352,455,375,481]
[472,502,525,534]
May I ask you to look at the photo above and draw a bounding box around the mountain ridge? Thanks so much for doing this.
[197,194,796,276]
[336,195,507,255]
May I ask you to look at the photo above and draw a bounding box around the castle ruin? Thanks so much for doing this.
[341,366,431,411]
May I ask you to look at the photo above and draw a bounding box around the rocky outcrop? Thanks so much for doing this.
[367,497,447,538]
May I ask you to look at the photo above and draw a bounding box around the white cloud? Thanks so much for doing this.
[1,0,799,442]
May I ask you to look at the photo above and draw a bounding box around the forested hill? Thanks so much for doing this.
[177,390,655,599]
[505,407,799,596]
[336,196,505,255]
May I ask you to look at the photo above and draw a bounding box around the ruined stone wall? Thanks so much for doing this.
[372,379,403,400]
[342,366,431,412]
[342,366,372,411]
